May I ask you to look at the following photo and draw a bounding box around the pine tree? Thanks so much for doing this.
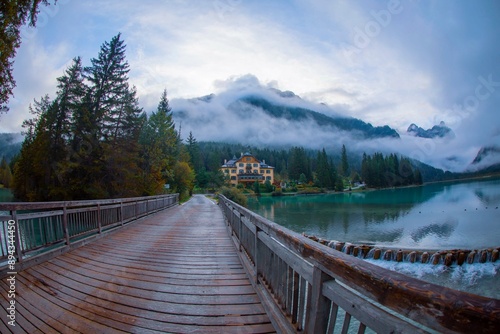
[41,57,88,198]
[341,144,349,177]
[83,34,144,197]
[85,33,135,141]
[329,157,338,189]
[316,149,333,188]
[289,147,311,182]
[186,131,202,173]
[13,96,55,200]
[139,89,178,195]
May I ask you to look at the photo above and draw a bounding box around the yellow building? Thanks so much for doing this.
[221,152,275,186]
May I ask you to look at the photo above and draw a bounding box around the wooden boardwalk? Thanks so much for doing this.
[0,195,276,333]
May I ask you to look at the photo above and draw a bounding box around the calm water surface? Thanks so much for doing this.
[247,177,500,299]
[248,177,500,250]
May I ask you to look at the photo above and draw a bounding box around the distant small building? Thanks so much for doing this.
[221,152,274,186]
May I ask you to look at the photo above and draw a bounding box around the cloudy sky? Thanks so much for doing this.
[1,0,499,170]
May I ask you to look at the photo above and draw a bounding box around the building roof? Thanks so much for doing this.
[221,152,274,169]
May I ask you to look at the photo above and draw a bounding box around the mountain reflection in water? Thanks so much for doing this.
[410,221,458,243]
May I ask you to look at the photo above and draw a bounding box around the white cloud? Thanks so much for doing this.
[1,39,72,132]
[2,0,498,172]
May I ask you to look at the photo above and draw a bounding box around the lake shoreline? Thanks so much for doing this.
[263,173,500,198]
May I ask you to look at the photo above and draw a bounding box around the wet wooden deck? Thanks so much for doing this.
[0,195,276,333]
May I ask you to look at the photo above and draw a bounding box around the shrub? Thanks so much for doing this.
[271,188,283,196]
[219,186,247,207]
[297,187,322,195]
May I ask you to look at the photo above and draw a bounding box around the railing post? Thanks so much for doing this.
[306,266,330,333]
[97,203,102,233]
[238,212,242,251]
[11,210,23,263]
[120,200,124,225]
[254,224,260,284]
[62,203,70,246]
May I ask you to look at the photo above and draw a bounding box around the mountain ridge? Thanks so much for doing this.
[237,96,400,140]
[407,121,453,139]
[468,145,500,173]
[173,87,401,142]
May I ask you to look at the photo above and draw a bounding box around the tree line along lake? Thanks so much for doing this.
[247,176,500,299]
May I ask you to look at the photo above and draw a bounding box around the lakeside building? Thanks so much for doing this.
[221,152,275,186]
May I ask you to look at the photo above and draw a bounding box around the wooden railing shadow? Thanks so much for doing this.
[0,194,178,275]
[219,195,500,334]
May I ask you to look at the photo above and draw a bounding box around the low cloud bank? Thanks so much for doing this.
[171,75,499,172]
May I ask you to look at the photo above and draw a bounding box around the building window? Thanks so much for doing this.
[266,176,271,180]
[239,163,244,167]
[224,170,229,173]
[239,169,244,174]
[231,176,236,180]
[253,163,258,167]
[260,170,264,174]
[246,157,251,162]
[266,170,270,174]
[231,170,236,174]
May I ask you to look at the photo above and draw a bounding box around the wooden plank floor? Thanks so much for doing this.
[0,195,276,333]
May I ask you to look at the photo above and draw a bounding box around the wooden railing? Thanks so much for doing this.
[0,194,178,272]
[218,195,500,334]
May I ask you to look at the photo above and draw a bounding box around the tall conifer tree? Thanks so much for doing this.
[139,89,178,195]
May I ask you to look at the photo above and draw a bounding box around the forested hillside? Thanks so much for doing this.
[183,140,426,191]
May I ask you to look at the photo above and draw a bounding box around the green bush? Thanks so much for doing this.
[271,188,283,196]
[220,186,247,207]
[297,187,322,195]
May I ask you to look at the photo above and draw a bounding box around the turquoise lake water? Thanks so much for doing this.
[247,177,500,299]
[248,177,500,250]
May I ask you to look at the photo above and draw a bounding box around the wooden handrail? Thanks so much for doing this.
[0,194,179,272]
[0,194,173,211]
[218,195,500,333]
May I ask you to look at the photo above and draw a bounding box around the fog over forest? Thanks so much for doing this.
[171,75,499,172]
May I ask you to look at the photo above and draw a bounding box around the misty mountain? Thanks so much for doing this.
[171,80,500,174]
[236,96,400,139]
[0,133,23,161]
[407,121,453,139]
[468,146,500,173]
[172,86,400,147]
